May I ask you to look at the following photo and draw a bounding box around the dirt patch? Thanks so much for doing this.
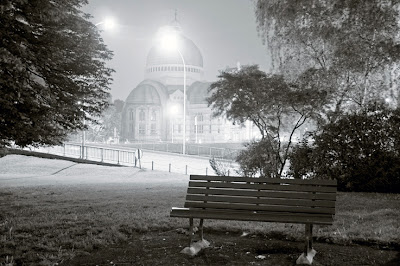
[61,230,400,266]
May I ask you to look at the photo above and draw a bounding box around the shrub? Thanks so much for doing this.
[235,139,280,178]
[289,103,400,193]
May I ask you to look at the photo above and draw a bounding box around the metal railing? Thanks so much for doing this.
[24,143,240,176]
[108,142,242,160]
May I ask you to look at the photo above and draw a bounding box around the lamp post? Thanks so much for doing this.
[77,101,86,159]
[161,31,187,155]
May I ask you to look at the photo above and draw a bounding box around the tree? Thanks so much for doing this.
[0,0,114,148]
[289,102,400,192]
[207,65,326,177]
[255,0,400,121]
[85,99,123,142]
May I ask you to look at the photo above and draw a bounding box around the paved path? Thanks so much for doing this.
[0,154,189,187]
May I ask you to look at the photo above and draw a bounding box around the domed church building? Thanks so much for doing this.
[121,21,256,143]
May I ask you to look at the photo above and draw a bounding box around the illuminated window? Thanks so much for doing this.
[139,109,145,122]
[139,123,145,135]
[196,113,203,122]
[151,110,157,121]
[151,124,157,135]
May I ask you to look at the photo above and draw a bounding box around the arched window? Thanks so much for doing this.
[139,109,145,122]
[151,109,157,121]
[129,109,134,120]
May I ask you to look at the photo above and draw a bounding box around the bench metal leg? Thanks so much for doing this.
[189,218,194,246]
[199,219,204,240]
[304,223,313,254]
[297,224,316,264]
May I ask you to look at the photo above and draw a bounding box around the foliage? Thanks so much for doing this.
[287,138,314,179]
[209,157,233,176]
[289,102,400,192]
[0,0,114,148]
[86,99,124,142]
[208,65,326,177]
[255,0,400,120]
[235,138,279,178]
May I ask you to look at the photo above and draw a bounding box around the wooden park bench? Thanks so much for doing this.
[170,175,337,264]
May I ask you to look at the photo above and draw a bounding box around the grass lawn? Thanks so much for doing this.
[0,155,399,265]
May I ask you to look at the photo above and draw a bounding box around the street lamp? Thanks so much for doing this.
[160,30,187,155]
[95,17,116,30]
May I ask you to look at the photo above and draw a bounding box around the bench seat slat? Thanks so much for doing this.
[186,194,336,208]
[190,175,337,186]
[187,188,336,201]
[170,207,334,225]
[184,201,336,214]
[189,181,337,193]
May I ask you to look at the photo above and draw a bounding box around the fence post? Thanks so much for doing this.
[101,148,104,162]
[63,144,66,156]
[152,161,154,170]
[228,170,230,176]
[185,165,188,175]
[169,163,171,173]
[206,167,208,176]
[117,150,120,165]
[79,146,82,159]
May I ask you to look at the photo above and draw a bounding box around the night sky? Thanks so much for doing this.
[82,0,271,101]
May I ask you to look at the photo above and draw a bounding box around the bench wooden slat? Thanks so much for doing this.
[170,207,334,225]
[190,175,337,186]
[185,194,336,208]
[184,201,336,214]
[187,187,336,201]
[189,181,337,193]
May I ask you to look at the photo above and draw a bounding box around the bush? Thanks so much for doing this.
[236,138,280,178]
[289,103,400,193]
[0,146,8,158]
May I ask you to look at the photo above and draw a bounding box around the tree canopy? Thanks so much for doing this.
[208,65,326,177]
[0,0,114,147]
[255,0,400,120]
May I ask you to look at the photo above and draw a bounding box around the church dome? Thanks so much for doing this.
[188,81,211,104]
[126,84,161,105]
[146,28,203,68]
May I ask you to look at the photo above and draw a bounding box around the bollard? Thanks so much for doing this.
[169,163,171,173]
[185,165,188,175]
[152,161,154,170]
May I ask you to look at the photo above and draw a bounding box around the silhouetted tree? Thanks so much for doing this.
[208,65,326,177]
[0,0,114,147]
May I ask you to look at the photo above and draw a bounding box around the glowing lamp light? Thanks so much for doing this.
[96,17,116,31]
[169,104,180,115]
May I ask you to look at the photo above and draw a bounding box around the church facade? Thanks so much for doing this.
[121,23,257,143]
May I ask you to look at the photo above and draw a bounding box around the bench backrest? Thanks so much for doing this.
[184,175,337,225]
